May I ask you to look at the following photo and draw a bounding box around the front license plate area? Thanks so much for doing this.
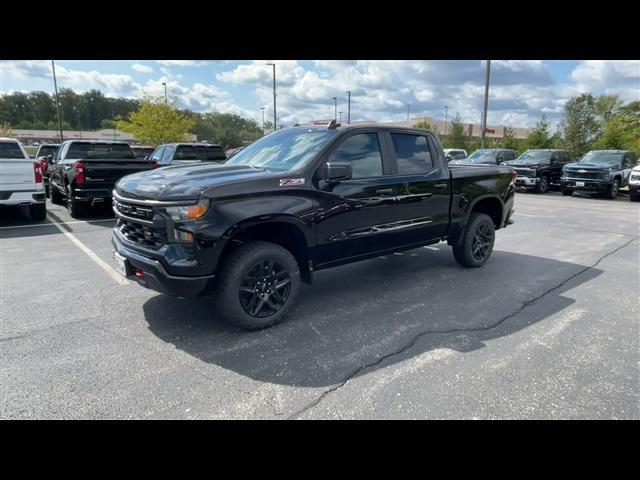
[576,181,585,187]
[113,252,130,277]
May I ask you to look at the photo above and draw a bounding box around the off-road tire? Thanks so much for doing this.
[452,212,495,268]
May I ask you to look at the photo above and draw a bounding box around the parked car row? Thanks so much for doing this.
[448,147,638,200]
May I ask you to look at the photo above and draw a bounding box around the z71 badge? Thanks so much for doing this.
[279,178,305,187]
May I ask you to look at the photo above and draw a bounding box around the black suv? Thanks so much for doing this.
[504,149,572,193]
[450,148,516,165]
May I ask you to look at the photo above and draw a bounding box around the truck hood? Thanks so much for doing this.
[565,162,621,170]
[115,163,283,201]
[504,160,546,167]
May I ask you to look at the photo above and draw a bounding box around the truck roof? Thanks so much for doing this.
[0,137,20,143]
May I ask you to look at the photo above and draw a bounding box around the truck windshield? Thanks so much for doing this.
[578,151,623,165]
[173,145,226,161]
[226,128,338,172]
[0,142,27,159]
[462,150,497,162]
[516,151,551,162]
[66,143,135,159]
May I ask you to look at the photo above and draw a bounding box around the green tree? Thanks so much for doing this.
[442,113,468,150]
[595,95,623,125]
[116,98,195,145]
[414,119,436,130]
[594,101,640,153]
[522,114,553,150]
[500,126,522,152]
[0,122,13,136]
[562,93,600,157]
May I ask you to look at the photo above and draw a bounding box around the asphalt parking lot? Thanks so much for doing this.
[1,191,638,419]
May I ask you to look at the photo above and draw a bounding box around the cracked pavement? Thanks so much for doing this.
[1,191,639,419]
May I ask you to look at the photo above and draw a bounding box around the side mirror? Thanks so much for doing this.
[144,155,150,161]
[445,155,452,162]
[46,155,55,164]
[320,162,353,182]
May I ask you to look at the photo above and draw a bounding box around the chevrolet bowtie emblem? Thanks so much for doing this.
[577,169,587,173]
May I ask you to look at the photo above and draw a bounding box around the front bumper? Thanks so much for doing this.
[628,182,640,193]
[561,178,611,191]
[514,176,539,188]
[112,234,215,297]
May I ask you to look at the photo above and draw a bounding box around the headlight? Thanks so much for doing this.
[164,199,209,222]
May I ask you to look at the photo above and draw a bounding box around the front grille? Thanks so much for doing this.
[113,197,154,221]
[564,169,602,180]
[514,168,535,177]
[631,174,640,181]
[116,218,167,250]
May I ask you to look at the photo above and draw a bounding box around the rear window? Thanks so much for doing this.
[66,143,135,159]
[132,147,154,158]
[173,145,226,162]
[0,142,27,159]
[391,133,433,174]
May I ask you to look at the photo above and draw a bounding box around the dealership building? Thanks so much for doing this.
[12,129,197,145]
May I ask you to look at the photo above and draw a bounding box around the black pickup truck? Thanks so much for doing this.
[49,140,156,217]
[111,124,516,330]
[504,149,572,193]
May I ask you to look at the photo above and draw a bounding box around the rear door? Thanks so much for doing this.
[0,141,35,192]
[384,131,451,241]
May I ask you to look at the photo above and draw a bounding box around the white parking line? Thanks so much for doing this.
[0,218,115,230]
[423,246,439,251]
[46,215,129,285]
[514,213,538,218]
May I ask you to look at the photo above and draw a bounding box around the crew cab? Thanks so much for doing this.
[504,149,572,193]
[450,148,516,165]
[148,142,227,167]
[111,124,516,330]
[560,150,637,199]
[48,140,156,217]
[33,143,60,197]
[626,164,640,202]
[0,137,46,220]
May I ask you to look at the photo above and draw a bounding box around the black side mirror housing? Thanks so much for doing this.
[320,162,353,182]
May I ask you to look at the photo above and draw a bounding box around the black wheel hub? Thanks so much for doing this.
[239,259,291,318]
[471,223,493,261]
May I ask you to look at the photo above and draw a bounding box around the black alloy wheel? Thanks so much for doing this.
[239,259,292,318]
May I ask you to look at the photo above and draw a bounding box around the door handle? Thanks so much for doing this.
[375,188,394,195]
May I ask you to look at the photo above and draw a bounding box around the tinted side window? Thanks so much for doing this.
[391,133,433,174]
[151,147,165,162]
[330,133,383,178]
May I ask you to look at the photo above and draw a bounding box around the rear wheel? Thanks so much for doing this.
[66,186,85,218]
[214,241,301,330]
[29,203,46,221]
[561,187,573,196]
[49,184,64,204]
[535,175,549,194]
[607,179,620,200]
[452,212,495,268]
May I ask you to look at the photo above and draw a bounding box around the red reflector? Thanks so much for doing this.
[152,162,161,169]
[135,270,144,278]
[74,161,86,184]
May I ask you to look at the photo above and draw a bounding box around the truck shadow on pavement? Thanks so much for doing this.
[143,247,602,388]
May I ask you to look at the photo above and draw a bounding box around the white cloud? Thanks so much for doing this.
[156,60,206,67]
[571,60,640,102]
[132,63,153,74]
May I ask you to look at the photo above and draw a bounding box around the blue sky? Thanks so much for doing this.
[1,60,638,129]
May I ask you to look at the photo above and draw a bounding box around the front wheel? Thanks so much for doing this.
[535,175,549,194]
[214,241,301,330]
[561,187,573,196]
[607,179,620,200]
[629,194,640,202]
[452,212,495,268]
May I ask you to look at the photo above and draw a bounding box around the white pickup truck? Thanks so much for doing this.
[0,137,46,220]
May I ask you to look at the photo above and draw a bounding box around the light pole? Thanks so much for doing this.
[332,97,337,121]
[51,60,64,142]
[444,105,448,137]
[346,91,351,124]
[260,106,265,132]
[162,82,168,105]
[266,63,276,130]
[338,111,343,122]
[481,60,491,149]
[407,103,410,121]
